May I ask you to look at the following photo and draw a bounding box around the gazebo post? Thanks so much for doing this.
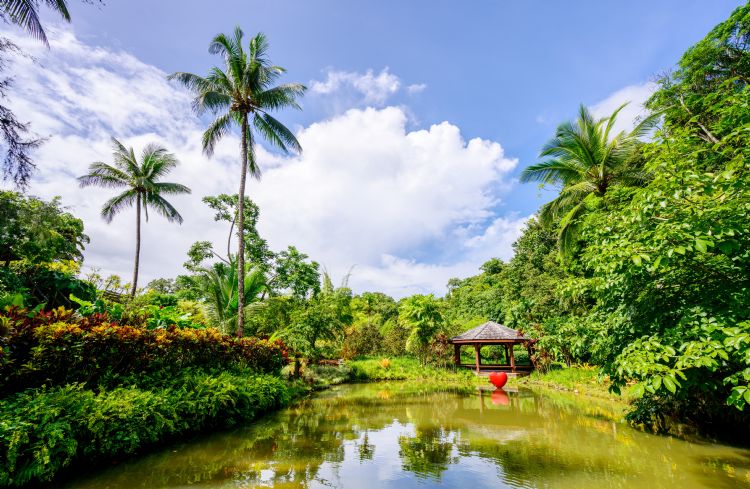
[509,344,516,373]
[453,344,461,366]
[474,344,481,374]
[504,344,510,367]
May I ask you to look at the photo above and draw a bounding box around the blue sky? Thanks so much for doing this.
[10,0,744,296]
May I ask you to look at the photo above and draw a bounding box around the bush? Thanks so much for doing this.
[0,369,289,487]
[340,321,383,359]
[0,307,288,392]
[0,265,95,310]
[300,363,354,386]
[379,318,409,356]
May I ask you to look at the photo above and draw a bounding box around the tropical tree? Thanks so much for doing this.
[169,26,305,337]
[78,138,191,297]
[0,190,88,266]
[520,104,655,255]
[399,294,444,364]
[198,256,267,334]
[278,272,352,359]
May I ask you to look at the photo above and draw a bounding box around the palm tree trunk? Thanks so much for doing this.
[131,193,141,297]
[236,114,249,337]
[227,215,235,260]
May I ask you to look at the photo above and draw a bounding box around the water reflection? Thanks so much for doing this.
[63,383,750,489]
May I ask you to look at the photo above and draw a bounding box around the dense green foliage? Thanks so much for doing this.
[0,191,88,266]
[441,5,750,440]
[0,307,288,393]
[0,369,289,487]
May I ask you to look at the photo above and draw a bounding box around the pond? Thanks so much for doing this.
[63,382,750,489]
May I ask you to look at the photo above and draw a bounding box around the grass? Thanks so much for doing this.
[512,364,635,403]
[347,356,477,383]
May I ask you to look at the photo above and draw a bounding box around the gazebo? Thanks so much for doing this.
[449,321,534,374]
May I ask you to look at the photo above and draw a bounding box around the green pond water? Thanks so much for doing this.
[63,382,750,489]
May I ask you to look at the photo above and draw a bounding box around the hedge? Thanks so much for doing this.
[0,307,288,392]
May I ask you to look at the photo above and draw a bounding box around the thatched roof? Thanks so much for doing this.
[450,321,526,343]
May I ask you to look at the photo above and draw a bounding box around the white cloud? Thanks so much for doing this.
[4,28,522,298]
[406,83,427,94]
[591,81,657,134]
[250,107,521,294]
[310,67,400,105]
[310,67,426,107]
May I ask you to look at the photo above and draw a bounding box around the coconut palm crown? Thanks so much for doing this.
[520,103,657,256]
[78,138,191,296]
[168,26,305,337]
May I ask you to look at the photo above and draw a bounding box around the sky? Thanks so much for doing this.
[1,0,744,297]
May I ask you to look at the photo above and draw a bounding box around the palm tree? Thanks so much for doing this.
[199,256,267,334]
[169,26,305,337]
[520,103,656,255]
[78,138,191,297]
[2,0,71,46]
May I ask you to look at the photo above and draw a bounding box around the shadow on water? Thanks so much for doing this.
[62,382,750,489]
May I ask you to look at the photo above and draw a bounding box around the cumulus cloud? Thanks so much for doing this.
[250,107,521,293]
[591,81,658,134]
[4,28,522,298]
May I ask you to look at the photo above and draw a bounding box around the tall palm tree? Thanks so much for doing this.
[169,26,305,337]
[1,0,71,46]
[78,138,191,297]
[520,103,656,255]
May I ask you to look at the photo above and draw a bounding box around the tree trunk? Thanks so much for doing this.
[227,215,235,260]
[130,193,141,297]
[236,114,249,337]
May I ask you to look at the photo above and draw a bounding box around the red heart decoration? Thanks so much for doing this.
[488,371,508,389]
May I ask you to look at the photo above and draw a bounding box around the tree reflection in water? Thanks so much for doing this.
[62,382,750,489]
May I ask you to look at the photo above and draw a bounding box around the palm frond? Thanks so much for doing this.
[145,193,184,224]
[167,72,216,93]
[202,113,234,157]
[520,159,585,185]
[209,26,243,58]
[78,162,129,188]
[141,143,178,180]
[4,0,71,46]
[101,190,137,223]
[253,112,302,154]
[244,125,261,179]
[151,181,192,195]
[194,90,232,115]
[557,200,588,257]
[254,83,306,111]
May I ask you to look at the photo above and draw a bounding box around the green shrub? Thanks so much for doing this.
[0,265,95,310]
[300,363,354,386]
[0,307,288,392]
[0,369,289,487]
